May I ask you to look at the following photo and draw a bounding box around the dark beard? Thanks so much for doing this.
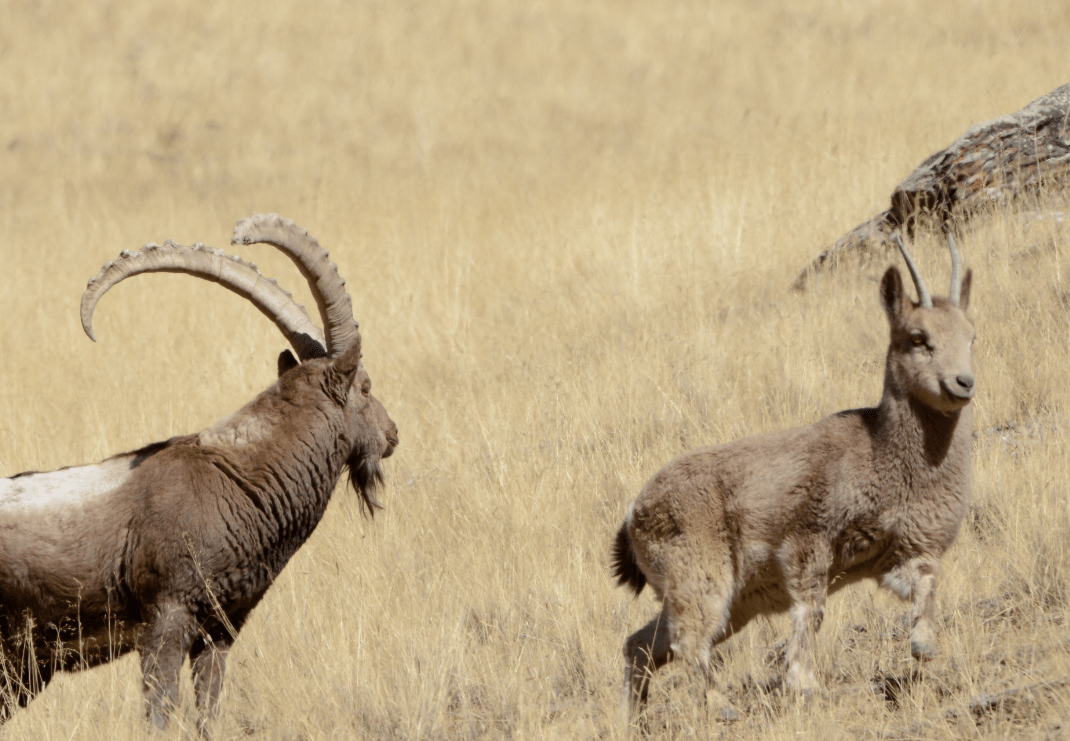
[348,453,385,517]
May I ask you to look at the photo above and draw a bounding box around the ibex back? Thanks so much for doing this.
[613,233,975,720]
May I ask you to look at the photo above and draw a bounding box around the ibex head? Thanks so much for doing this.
[320,334,398,517]
[882,231,975,414]
[343,357,398,516]
[81,214,400,516]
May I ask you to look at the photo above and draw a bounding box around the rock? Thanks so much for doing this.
[794,83,1070,289]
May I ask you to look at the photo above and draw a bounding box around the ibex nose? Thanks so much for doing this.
[384,423,399,454]
[956,373,974,391]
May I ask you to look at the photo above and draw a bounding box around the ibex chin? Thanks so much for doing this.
[0,215,398,731]
[613,233,975,720]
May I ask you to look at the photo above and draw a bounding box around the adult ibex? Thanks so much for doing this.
[613,232,975,720]
[0,215,398,731]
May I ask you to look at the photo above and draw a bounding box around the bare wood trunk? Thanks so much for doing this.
[793,83,1070,289]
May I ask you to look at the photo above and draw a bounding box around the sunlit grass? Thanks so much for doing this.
[0,0,1068,738]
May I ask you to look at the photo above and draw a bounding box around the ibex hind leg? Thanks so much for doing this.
[622,604,672,721]
[0,674,45,723]
[0,637,54,721]
[622,576,740,724]
[665,583,740,723]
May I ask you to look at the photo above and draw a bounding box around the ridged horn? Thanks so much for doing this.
[946,229,963,306]
[893,232,933,309]
[231,214,359,358]
[81,241,328,362]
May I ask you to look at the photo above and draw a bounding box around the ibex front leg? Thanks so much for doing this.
[882,556,940,661]
[190,611,248,738]
[191,632,230,736]
[141,601,196,729]
[908,558,939,661]
[782,543,830,695]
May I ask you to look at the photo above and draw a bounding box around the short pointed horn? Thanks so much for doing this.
[946,229,963,306]
[893,232,932,309]
[81,241,328,362]
[231,214,359,358]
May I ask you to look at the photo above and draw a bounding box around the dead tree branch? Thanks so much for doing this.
[794,83,1070,289]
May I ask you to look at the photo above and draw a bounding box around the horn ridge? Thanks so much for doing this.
[231,214,359,358]
[81,240,327,361]
[893,232,933,309]
[944,225,963,306]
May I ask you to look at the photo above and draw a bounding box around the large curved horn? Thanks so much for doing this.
[893,232,933,309]
[945,228,963,306]
[231,214,359,358]
[81,241,328,362]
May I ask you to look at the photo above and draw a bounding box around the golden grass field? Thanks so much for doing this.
[2,0,1070,738]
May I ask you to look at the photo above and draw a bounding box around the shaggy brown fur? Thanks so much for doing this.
[0,335,397,730]
[613,262,975,720]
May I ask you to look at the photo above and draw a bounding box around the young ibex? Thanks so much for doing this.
[613,233,975,720]
[0,215,398,731]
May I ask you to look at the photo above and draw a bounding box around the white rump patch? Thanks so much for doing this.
[0,455,136,514]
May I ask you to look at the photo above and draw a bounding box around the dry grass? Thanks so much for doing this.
[1,0,1069,738]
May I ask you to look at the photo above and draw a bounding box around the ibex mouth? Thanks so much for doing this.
[941,379,975,403]
[383,430,399,459]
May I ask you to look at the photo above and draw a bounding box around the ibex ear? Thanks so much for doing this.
[277,350,299,377]
[324,334,363,406]
[958,268,972,313]
[880,266,907,322]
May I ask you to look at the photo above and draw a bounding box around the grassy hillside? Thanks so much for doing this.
[1,0,1068,738]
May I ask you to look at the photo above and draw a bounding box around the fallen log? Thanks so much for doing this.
[793,83,1070,289]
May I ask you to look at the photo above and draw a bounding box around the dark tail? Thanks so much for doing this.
[612,520,646,596]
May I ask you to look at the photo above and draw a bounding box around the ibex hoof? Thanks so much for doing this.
[704,690,741,723]
[911,639,936,662]
[784,664,821,695]
[910,622,937,661]
[715,704,741,723]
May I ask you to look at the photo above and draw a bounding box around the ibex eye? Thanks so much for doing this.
[911,333,926,346]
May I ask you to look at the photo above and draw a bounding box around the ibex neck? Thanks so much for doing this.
[247,413,351,572]
[875,389,972,471]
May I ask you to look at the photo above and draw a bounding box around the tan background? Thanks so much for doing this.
[1,0,1069,737]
